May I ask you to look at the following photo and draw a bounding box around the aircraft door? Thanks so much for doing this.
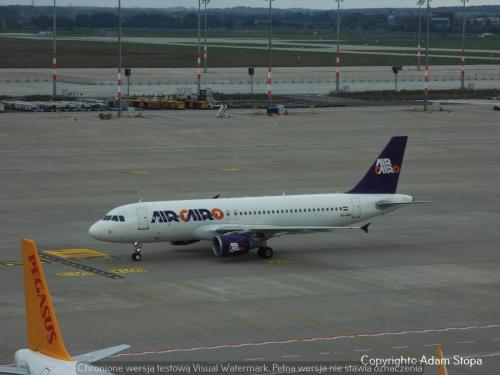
[351,197,361,219]
[137,207,149,230]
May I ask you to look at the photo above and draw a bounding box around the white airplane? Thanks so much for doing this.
[0,239,129,375]
[89,136,427,261]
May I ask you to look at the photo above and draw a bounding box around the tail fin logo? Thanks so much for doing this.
[374,158,400,175]
[28,254,57,345]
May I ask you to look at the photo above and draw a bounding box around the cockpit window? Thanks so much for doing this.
[119,215,125,222]
[111,215,119,221]
[103,215,112,221]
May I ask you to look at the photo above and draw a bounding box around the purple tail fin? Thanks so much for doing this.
[347,136,408,194]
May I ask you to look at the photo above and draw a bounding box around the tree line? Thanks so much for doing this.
[1,5,499,34]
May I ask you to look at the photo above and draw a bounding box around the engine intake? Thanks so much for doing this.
[213,234,253,257]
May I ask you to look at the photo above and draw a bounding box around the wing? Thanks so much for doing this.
[0,366,28,375]
[194,223,370,239]
[74,344,130,364]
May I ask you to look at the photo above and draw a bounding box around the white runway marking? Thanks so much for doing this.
[111,323,500,358]
[282,354,302,358]
[424,343,442,347]
[354,349,373,352]
[392,346,408,349]
[457,340,475,344]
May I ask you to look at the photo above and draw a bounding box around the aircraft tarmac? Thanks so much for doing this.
[0,106,499,373]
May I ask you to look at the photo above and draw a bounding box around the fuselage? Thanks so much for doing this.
[89,193,413,243]
[13,349,79,375]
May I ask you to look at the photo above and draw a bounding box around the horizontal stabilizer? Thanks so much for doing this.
[74,344,130,364]
[0,366,28,375]
[376,200,432,209]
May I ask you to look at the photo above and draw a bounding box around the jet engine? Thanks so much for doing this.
[212,234,254,257]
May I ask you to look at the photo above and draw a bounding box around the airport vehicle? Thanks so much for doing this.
[0,239,129,375]
[89,136,427,261]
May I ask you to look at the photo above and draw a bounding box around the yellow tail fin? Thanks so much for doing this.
[435,345,448,375]
[21,238,73,361]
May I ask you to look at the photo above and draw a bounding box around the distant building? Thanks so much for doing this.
[387,14,397,26]
[431,11,454,30]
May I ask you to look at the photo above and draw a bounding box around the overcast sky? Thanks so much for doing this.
[0,0,498,9]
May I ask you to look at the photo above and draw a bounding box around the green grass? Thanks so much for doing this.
[0,37,498,69]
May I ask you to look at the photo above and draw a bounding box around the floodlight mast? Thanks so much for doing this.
[117,0,123,116]
[460,0,468,90]
[424,0,431,111]
[203,0,209,74]
[266,0,274,108]
[417,0,424,71]
[335,0,343,94]
[196,0,202,98]
[52,0,57,100]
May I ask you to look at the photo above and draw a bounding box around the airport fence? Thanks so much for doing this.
[2,72,500,87]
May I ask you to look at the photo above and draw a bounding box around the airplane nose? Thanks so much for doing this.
[88,222,103,240]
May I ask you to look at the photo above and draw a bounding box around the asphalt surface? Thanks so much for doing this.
[0,106,499,374]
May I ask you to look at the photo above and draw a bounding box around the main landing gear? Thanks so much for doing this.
[258,246,274,259]
[131,241,142,261]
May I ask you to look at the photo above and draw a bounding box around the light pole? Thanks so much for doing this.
[197,0,202,98]
[117,0,122,116]
[460,0,468,90]
[417,0,424,71]
[335,0,342,94]
[52,0,57,99]
[203,0,209,74]
[424,0,431,111]
[266,0,274,109]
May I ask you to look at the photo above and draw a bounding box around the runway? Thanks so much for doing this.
[0,106,499,373]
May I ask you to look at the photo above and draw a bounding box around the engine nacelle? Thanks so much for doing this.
[212,234,253,257]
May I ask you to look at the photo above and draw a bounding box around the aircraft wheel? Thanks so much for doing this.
[258,247,273,259]
[131,252,142,261]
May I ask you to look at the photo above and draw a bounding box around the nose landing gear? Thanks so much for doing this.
[132,241,142,261]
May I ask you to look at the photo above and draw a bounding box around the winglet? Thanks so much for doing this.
[21,238,73,361]
[435,345,449,375]
[361,223,371,234]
